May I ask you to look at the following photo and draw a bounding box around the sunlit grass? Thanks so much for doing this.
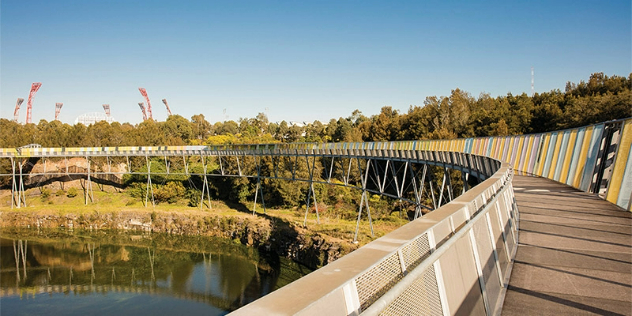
[0,186,408,246]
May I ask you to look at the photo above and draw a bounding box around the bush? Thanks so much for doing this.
[187,189,201,207]
[56,189,66,197]
[127,182,145,199]
[67,187,78,198]
[153,181,187,204]
[41,188,52,200]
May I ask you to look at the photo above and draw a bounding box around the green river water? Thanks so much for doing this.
[0,228,312,316]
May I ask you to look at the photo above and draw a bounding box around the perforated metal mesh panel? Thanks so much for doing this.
[379,264,443,316]
[401,233,431,271]
[472,216,502,311]
[355,252,404,310]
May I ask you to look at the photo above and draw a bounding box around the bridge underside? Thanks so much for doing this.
[502,175,632,315]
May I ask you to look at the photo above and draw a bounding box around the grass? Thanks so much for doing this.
[0,185,409,247]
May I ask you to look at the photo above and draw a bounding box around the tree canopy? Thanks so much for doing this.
[1,72,629,148]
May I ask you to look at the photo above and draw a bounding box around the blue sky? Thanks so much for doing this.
[1,0,630,125]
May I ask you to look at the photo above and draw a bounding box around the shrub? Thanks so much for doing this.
[41,188,52,200]
[67,187,78,198]
[127,182,145,199]
[56,189,66,197]
[153,181,186,204]
[187,189,201,207]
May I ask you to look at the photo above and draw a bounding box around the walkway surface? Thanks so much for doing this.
[502,175,632,315]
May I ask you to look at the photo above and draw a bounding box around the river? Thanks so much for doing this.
[0,228,312,315]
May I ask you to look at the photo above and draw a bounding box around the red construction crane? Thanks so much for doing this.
[138,88,153,120]
[54,103,63,121]
[162,99,172,116]
[25,82,42,124]
[138,102,147,121]
[103,104,111,117]
[13,98,24,122]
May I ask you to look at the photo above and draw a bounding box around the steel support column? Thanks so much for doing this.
[145,156,155,207]
[252,155,266,215]
[200,154,212,209]
[303,155,320,226]
[353,159,374,243]
[83,156,94,205]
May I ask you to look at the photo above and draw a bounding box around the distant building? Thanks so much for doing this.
[74,112,116,125]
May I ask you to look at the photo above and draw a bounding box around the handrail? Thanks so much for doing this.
[361,171,513,315]
[230,160,515,315]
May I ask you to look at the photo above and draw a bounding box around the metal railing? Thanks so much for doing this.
[231,161,517,315]
[3,118,628,210]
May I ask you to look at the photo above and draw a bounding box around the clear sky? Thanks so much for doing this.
[1,0,630,125]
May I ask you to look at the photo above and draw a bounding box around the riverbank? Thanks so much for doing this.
[0,186,407,269]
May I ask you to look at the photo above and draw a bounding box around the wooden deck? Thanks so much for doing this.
[502,175,632,315]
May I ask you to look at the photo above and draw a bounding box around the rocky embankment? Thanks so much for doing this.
[0,209,357,269]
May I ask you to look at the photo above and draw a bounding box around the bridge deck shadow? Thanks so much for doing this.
[501,175,632,316]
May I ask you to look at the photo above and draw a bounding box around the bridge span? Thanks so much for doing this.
[1,118,630,314]
[502,175,631,315]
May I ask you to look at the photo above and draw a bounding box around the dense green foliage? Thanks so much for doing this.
[1,73,629,216]
[1,73,628,148]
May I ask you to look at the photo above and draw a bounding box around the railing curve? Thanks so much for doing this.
[231,158,516,315]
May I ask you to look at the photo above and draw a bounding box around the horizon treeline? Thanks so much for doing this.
[1,72,630,148]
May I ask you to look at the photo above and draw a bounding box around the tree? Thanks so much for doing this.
[135,119,166,145]
[368,107,400,141]
[216,120,239,135]
[191,114,212,141]
[162,115,193,145]
[530,91,564,133]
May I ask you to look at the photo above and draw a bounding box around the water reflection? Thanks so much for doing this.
[0,229,311,316]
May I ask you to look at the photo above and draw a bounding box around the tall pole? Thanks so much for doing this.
[138,88,153,120]
[13,98,24,123]
[162,99,172,116]
[102,104,111,117]
[54,103,63,121]
[138,102,147,121]
[25,82,42,124]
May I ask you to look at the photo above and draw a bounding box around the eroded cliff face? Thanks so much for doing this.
[1,210,357,270]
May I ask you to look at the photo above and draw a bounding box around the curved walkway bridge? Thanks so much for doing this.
[1,118,631,315]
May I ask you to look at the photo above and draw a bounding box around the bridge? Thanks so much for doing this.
[1,118,630,315]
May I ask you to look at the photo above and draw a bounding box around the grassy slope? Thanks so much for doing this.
[0,186,408,246]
